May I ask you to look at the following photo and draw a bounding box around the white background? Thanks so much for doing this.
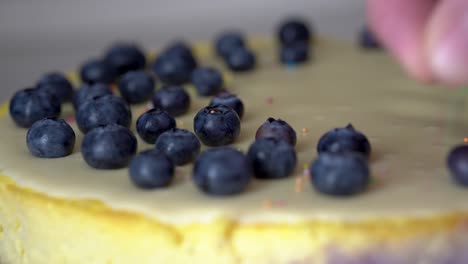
[0,0,365,102]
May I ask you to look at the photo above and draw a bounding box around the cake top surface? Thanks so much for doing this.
[0,38,465,224]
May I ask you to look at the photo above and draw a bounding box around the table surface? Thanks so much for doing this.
[0,0,365,103]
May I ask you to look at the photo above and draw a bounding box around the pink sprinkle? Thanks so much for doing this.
[266,97,273,105]
[303,169,310,176]
[274,200,287,208]
[66,116,75,124]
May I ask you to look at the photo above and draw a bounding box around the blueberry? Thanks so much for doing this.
[162,41,197,69]
[278,18,312,45]
[191,67,224,96]
[80,59,117,84]
[72,83,112,110]
[26,117,75,158]
[226,47,256,72]
[104,43,146,76]
[155,128,201,166]
[280,42,310,64]
[81,124,137,169]
[317,124,371,158]
[36,72,74,103]
[9,88,61,128]
[118,71,155,104]
[359,27,381,49]
[209,91,244,119]
[152,85,190,117]
[255,118,296,146]
[247,138,297,179]
[193,147,252,196]
[310,152,370,196]
[136,108,176,144]
[76,95,132,134]
[214,31,245,58]
[129,149,174,189]
[152,43,196,85]
[447,145,468,186]
[194,104,241,146]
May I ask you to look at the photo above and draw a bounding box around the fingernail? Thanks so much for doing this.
[430,8,468,85]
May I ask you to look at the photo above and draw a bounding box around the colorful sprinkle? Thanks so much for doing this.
[295,177,304,193]
[464,137,468,143]
[274,200,287,208]
[263,199,273,209]
[145,102,153,110]
[301,127,308,135]
[66,116,75,124]
[266,97,273,105]
[303,163,309,170]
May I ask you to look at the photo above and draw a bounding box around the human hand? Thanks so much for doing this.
[367,0,468,86]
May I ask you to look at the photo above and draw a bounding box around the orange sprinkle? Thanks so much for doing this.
[263,199,273,209]
[464,137,468,143]
[302,128,308,134]
[295,177,303,193]
[266,97,273,105]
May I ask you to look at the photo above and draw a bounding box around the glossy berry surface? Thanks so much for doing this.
[214,31,245,58]
[162,41,197,69]
[103,43,146,76]
[136,108,176,144]
[247,138,297,179]
[191,67,224,96]
[359,27,381,49]
[26,117,75,158]
[81,124,137,169]
[317,124,371,158]
[129,149,174,189]
[76,95,132,134]
[118,71,155,104]
[193,147,252,196]
[80,59,117,84]
[9,88,61,128]
[209,91,244,119]
[152,49,195,85]
[36,72,74,103]
[226,47,256,72]
[194,104,241,146]
[447,145,468,186]
[155,128,201,166]
[72,83,112,110]
[280,42,309,64]
[310,152,370,196]
[255,118,296,146]
[152,85,190,117]
[278,18,312,45]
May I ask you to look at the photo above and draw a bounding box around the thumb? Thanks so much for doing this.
[427,0,468,86]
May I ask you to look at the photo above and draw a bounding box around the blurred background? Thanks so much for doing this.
[0,0,365,102]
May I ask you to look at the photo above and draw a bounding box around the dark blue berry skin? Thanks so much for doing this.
[76,95,132,134]
[153,51,195,85]
[104,43,146,76]
[162,41,197,69]
[278,19,312,45]
[129,149,174,189]
[194,104,241,146]
[214,32,245,59]
[280,42,310,64]
[136,108,176,144]
[247,138,297,179]
[209,91,244,119]
[317,124,371,158]
[226,48,256,72]
[26,117,75,158]
[155,128,201,166]
[72,83,112,110]
[80,59,117,85]
[255,118,296,146]
[36,72,74,103]
[152,85,190,117]
[310,152,370,196]
[359,27,381,49]
[118,71,155,104]
[81,124,137,169]
[191,67,224,96]
[193,147,252,196]
[9,88,61,128]
[447,145,468,186]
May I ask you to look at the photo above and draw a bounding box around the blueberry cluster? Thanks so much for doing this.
[214,32,256,72]
[277,18,313,65]
[310,124,372,196]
